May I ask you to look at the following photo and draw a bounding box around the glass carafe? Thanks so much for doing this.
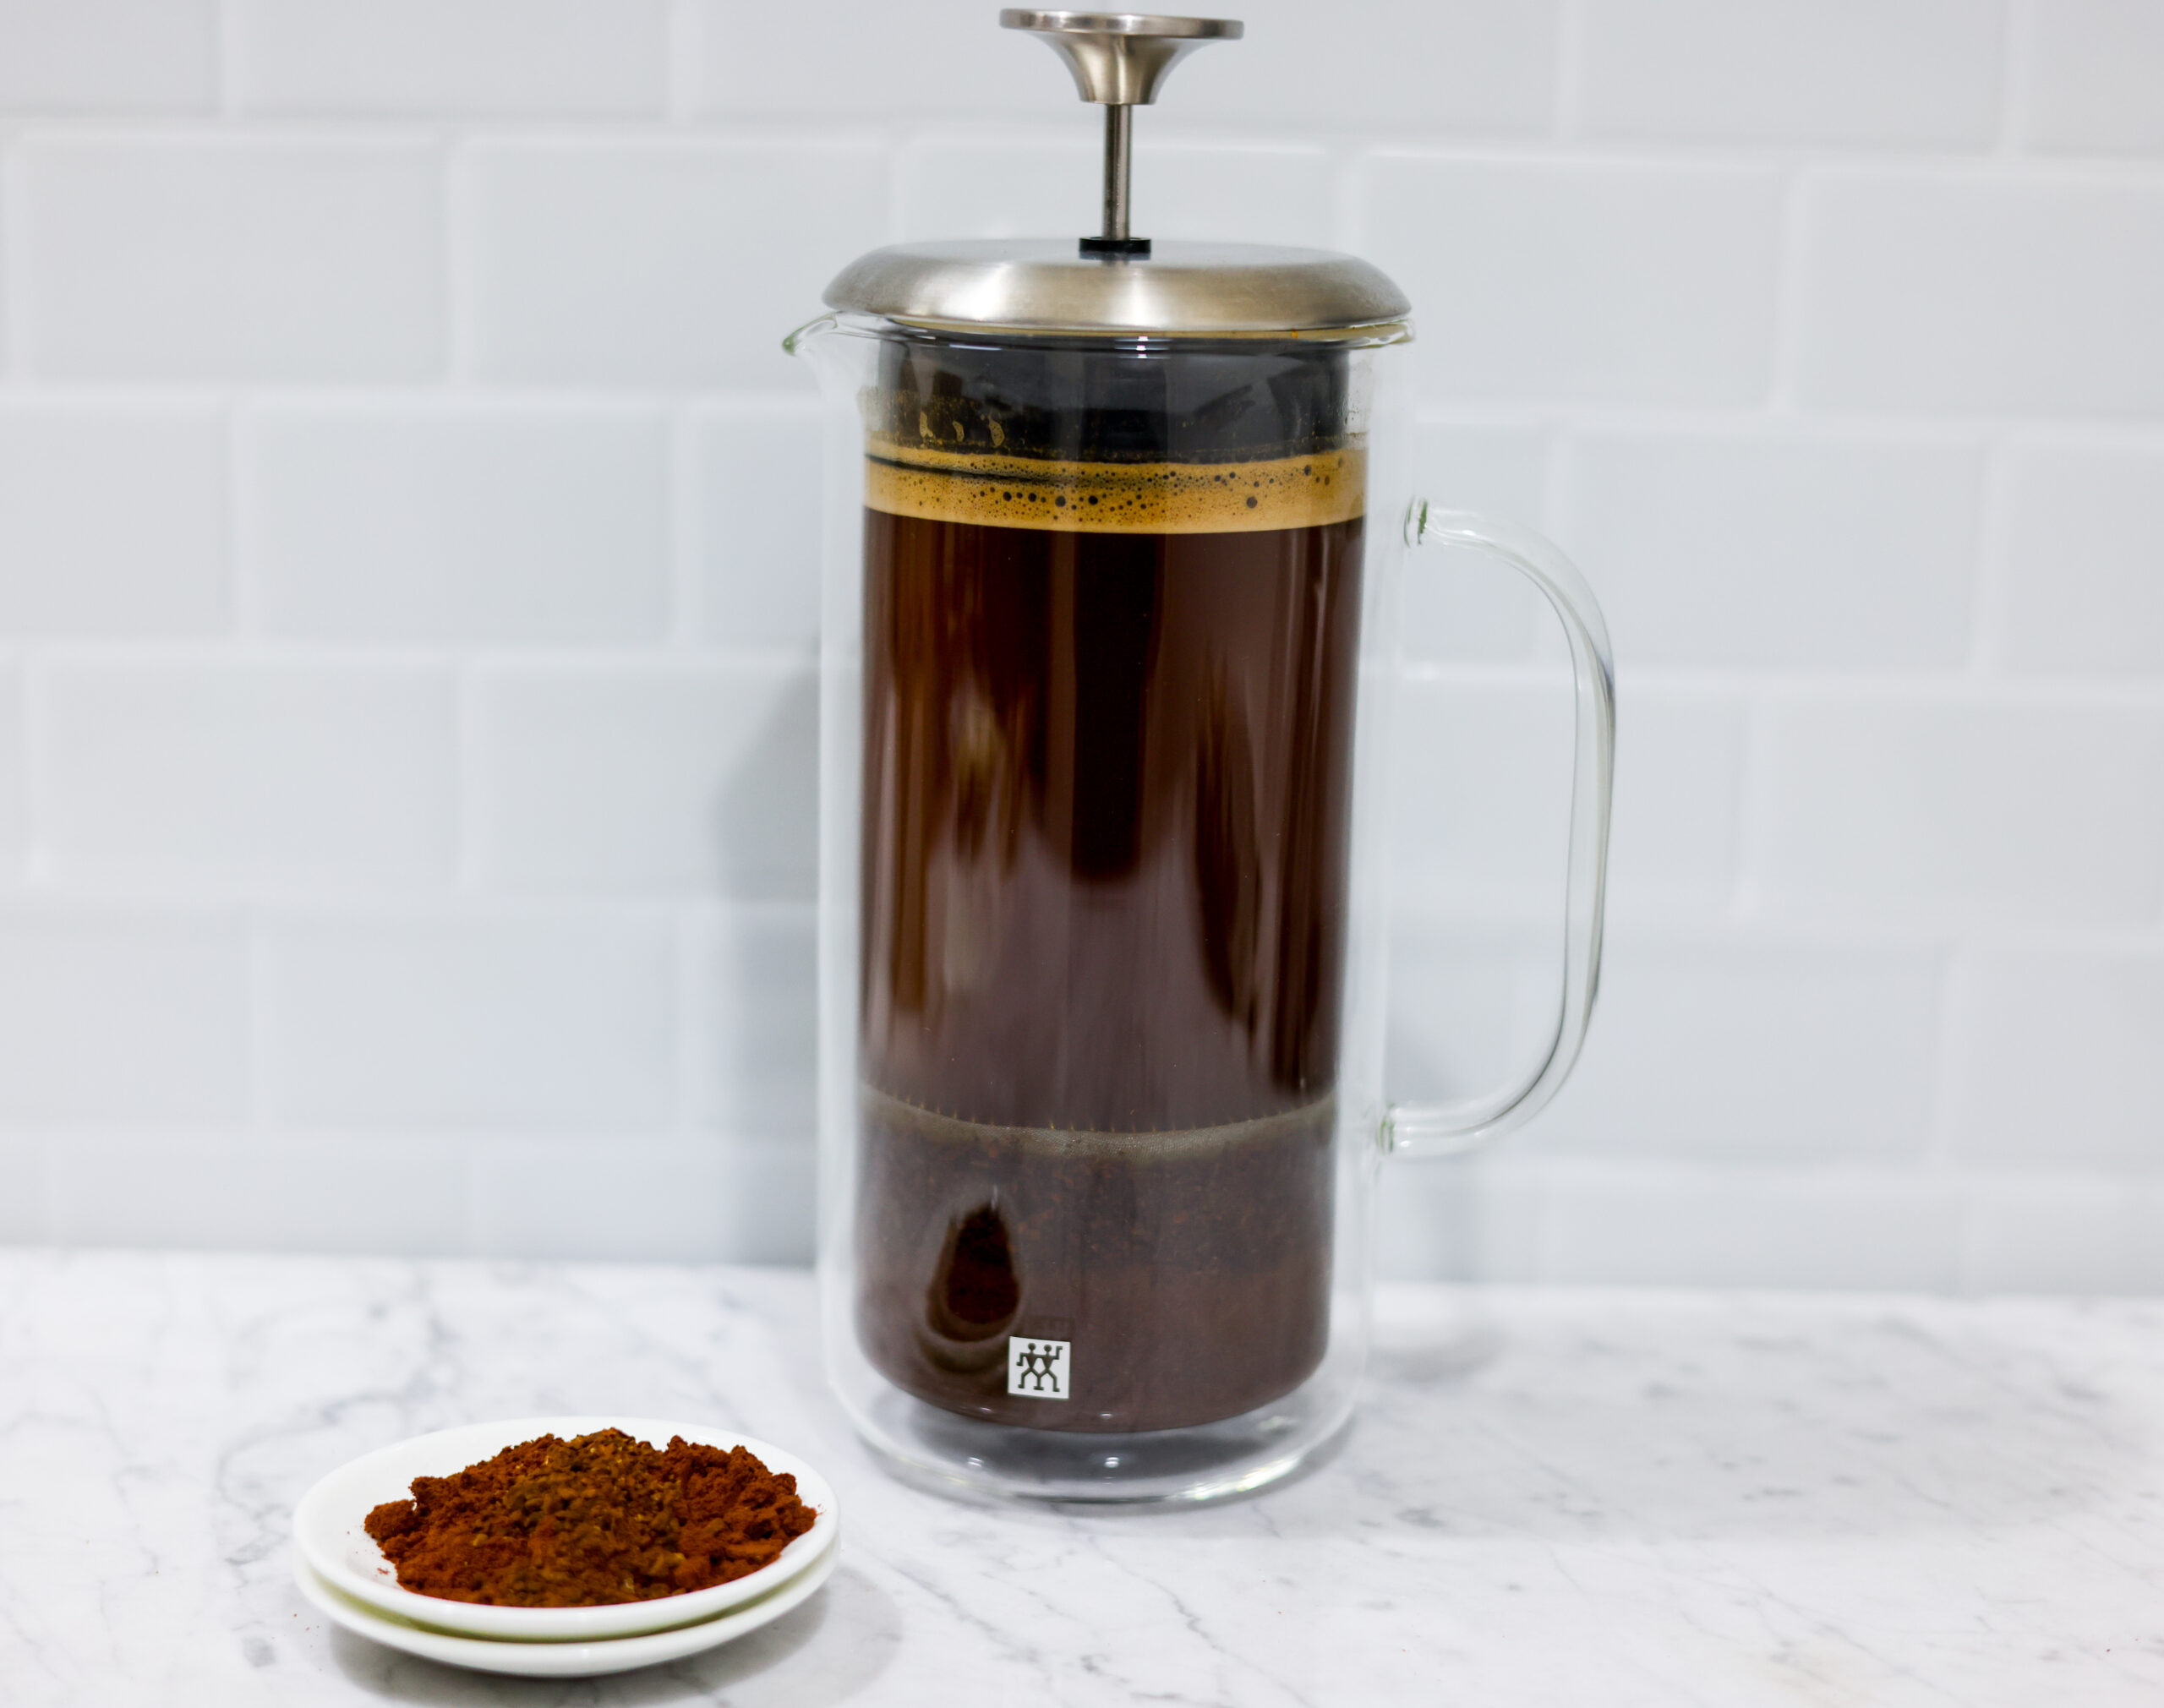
[787,12,1615,1505]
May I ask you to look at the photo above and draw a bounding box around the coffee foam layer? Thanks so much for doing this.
[863,437,1366,535]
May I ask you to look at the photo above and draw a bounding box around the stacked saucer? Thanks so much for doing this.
[291,1416,839,1679]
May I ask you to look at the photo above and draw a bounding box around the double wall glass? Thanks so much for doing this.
[791,312,1613,1504]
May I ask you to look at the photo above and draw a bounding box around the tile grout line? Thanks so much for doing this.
[1552,0,1587,145]
[673,905,702,1138]
[245,908,274,1140]
[441,133,469,389]
[451,661,484,896]
[1965,434,2016,681]
[225,397,257,636]
[1399,658,2164,706]
[8,382,2164,443]
[1920,938,1965,1169]
[1727,685,1776,929]
[212,0,242,120]
[16,646,54,891]
[0,136,32,385]
[1764,162,1809,414]
[2,661,30,892]
[666,404,699,649]
[1997,0,2030,156]
[664,0,700,124]
[7,108,2164,178]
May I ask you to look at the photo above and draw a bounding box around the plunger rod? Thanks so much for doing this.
[1102,104,1132,242]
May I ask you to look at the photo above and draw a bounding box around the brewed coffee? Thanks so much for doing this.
[854,338,1366,1432]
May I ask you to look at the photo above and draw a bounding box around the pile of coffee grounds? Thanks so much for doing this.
[362,1428,817,1607]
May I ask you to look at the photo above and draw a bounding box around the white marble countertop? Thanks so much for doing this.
[5,1250,2164,1705]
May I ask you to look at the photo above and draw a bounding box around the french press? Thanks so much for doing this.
[789,10,1615,1504]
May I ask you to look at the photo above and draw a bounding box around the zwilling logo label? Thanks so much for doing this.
[1008,1337,1070,1400]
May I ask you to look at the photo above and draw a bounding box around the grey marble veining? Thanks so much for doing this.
[3,1250,2163,1705]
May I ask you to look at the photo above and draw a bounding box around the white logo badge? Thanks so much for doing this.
[1008,1337,1071,1400]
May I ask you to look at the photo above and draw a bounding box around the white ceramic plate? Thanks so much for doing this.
[294,1542,838,1679]
[292,1416,837,1642]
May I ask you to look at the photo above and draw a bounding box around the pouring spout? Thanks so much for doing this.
[782,314,838,358]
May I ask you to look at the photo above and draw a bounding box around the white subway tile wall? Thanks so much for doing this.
[1795,172,2164,416]
[682,400,823,650]
[37,661,456,888]
[1554,428,1985,669]
[1356,156,1785,404]
[1575,0,2005,149]
[227,0,669,118]
[458,140,890,388]
[263,910,675,1128]
[0,0,2159,1289]
[0,0,217,113]
[22,137,446,381]
[1992,440,2164,676]
[0,403,230,635]
[469,663,815,895]
[0,911,249,1120]
[1751,695,2164,925]
[2019,0,2164,155]
[243,401,671,643]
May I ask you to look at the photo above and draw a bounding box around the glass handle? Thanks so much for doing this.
[1385,500,1617,1159]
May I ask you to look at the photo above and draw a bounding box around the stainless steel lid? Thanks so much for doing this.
[819,13,1412,338]
[823,240,1411,337]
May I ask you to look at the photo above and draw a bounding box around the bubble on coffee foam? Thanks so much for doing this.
[863,439,1366,535]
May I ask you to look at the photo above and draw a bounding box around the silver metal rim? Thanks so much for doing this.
[997,11,1243,41]
[822,240,1415,337]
